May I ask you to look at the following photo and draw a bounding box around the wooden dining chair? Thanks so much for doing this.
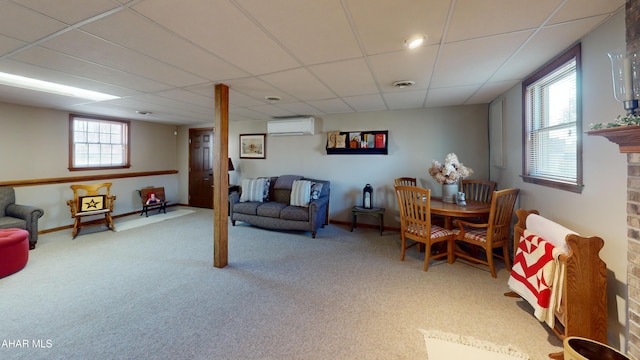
[394,185,455,271]
[394,177,417,186]
[461,179,497,203]
[452,188,519,278]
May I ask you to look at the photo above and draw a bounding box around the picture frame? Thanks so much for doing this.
[239,133,266,159]
[78,195,106,213]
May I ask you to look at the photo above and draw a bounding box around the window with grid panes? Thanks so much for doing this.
[69,114,130,170]
[522,43,583,193]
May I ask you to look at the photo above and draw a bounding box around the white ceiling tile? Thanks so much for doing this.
[40,29,206,87]
[276,102,322,116]
[11,0,122,25]
[155,89,214,109]
[131,0,300,75]
[465,80,519,104]
[383,90,426,110]
[236,0,362,65]
[368,46,438,91]
[308,58,378,97]
[490,17,607,82]
[259,68,335,101]
[0,1,67,42]
[426,85,478,107]
[0,34,26,56]
[431,30,532,88]
[342,94,387,112]
[306,98,353,114]
[445,0,561,43]
[549,0,625,25]
[8,47,169,93]
[80,10,249,81]
[247,104,297,118]
[346,0,450,55]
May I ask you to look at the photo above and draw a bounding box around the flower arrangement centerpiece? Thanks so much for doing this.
[428,153,473,184]
[428,153,473,203]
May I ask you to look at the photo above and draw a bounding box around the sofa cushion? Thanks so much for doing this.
[233,202,261,215]
[240,178,267,202]
[256,202,287,218]
[0,217,26,229]
[280,206,309,222]
[274,175,303,190]
[290,180,312,207]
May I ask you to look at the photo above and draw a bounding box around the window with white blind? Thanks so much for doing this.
[522,43,583,193]
[69,114,130,170]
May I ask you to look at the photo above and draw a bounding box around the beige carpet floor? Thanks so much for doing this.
[1,207,563,359]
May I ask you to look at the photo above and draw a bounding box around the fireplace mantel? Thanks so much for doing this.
[587,125,640,153]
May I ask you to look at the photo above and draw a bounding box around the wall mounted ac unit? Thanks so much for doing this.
[267,117,316,136]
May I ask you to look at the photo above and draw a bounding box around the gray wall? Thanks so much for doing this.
[491,10,628,349]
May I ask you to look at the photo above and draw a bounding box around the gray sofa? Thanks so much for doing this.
[229,175,330,238]
[0,186,44,249]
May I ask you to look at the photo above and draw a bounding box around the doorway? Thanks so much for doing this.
[189,128,213,208]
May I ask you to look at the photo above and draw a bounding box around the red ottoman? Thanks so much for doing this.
[0,228,29,278]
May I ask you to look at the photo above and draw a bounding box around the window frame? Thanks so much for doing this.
[521,43,583,193]
[68,114,131,171]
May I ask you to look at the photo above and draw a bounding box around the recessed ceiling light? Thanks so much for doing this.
[265,95,281,102]
[392,80,415,89]
[136,110,152,115]
[0,71,119,101]
[404,34,426,49]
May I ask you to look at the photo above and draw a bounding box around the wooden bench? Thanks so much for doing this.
[139,187,168,217]
[67,183,116,238]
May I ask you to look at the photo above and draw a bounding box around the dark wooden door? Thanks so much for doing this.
[189,128,213,208]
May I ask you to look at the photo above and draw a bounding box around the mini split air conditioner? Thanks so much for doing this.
[267,117,316,136]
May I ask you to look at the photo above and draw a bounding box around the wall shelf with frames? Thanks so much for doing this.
[325,130,388,155]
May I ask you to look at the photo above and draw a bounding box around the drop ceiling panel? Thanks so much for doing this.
[131,0,300,75]
[445,0,561,43]
[466,81,518,104]
[0,34,26,56]
[383,90,427,110]
[431,31,532,88]
[275,102,323,116]
[342,94,387,112]
[346,0,449,55]
[247,104,296,118]
[80,10,248,81]
[259,68,335,101]
[236,0,362,65]
[309,58,379,97]
[549,0,624,25]
[40,30,206,87]
[8,47,169,94]
[155,89,214,109]
[368,46,439,91]
[426,85,478,107]
[306,98,352,114]
[490,18,606,82]
[0,2,67,42]
[11,0,122,25]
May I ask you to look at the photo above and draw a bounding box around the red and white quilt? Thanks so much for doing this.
[508,229,564,326]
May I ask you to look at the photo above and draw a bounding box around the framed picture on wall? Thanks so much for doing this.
[239,133,266,159]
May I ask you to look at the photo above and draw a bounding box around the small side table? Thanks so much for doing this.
[351,206,385,236]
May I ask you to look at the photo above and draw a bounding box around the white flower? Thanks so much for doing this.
[428,153,473,184]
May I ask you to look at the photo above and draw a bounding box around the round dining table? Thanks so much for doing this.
[429,197,491,229]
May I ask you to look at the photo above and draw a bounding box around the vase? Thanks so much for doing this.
[441,183,458,203]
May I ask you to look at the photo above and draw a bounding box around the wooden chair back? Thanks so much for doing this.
[394,177,417,187]
[395,185,431,234]
[394,185,454,271]
[461,179,496,203]
[68,182,115,215]
[486,188,520,246]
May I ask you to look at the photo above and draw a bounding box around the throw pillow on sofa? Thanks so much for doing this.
[310,182,323,200]
[290,180,312,207]
[240,178,267,202]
